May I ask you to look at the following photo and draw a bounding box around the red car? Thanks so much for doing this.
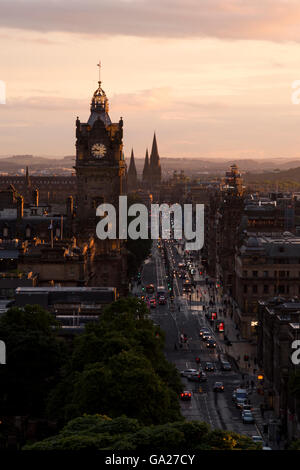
[180,391,192,401]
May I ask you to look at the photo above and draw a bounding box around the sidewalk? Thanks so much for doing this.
[194,264,286,449]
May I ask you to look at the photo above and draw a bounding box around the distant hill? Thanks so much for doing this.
[244,166,300,183]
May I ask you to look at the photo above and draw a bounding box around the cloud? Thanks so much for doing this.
[1,0,300,42]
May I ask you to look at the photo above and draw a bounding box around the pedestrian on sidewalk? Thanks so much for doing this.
[260,403,265,418]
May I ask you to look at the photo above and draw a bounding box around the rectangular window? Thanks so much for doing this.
[263,285,269,294]
[252,271,258,277]
[263,271,269,278]
[253,285,258,294]
[243,285,247,294]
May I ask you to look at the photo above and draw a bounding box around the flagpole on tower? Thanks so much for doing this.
[97,60,101,84]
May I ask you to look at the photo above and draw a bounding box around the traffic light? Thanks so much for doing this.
[244,355,249,361]
[211,312,217,320]
[218,322,224,332]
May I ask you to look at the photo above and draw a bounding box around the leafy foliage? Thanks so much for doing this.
[23,414,260,451]
[46,297,182,425]
[0,305,66,416]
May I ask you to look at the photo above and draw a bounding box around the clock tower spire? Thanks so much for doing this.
[75,65,126,231]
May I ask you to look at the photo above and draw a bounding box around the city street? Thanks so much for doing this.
[136,240,266,440]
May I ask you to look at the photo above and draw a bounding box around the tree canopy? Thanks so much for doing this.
[23,414,261,451]
[46,297,182,426]
[0,304,66,416]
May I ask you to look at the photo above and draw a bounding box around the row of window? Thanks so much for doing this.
[243,284,295,294]
[0,180,74,185]
[242,270,298,278]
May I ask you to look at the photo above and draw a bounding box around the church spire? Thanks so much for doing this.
[149,132,161,184]
[150,132,159,168]
[142,148,150,183]
[127,148,138,191]
[25,166,31,187]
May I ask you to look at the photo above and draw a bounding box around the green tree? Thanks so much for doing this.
[46,298,182,426]
[0,304,66,416]
[23,414,260,451]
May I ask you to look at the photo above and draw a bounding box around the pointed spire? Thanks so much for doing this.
[149,132,161,184]
[127,148,138,191]
[142,148,150,182]
[128,148,137,178]
[25,166,31,187]
[150,132,159,168]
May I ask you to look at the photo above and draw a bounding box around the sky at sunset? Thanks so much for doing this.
[1,0,300,159]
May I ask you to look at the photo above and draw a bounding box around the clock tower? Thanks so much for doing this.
[74,67,128,294]
[75,73,126,229]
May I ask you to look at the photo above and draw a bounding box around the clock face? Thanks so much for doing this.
[91,143,106,158]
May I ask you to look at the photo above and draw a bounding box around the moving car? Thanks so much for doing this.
[146,284,155,294]
[213,381,224,392]
[206,339,217,348]
[232,388,247,403]
[220,360,232,371]
[187,371,207,382]
[199,328,210,338]
[158,295,167,305]
[241,403,253,412]
[202,332,212,341]
[205,362,215,372]
[180,391,192,401]
[236,397,248,409]
[180,368,198,378]
[242,410,255,424]
[157,286,166,299]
